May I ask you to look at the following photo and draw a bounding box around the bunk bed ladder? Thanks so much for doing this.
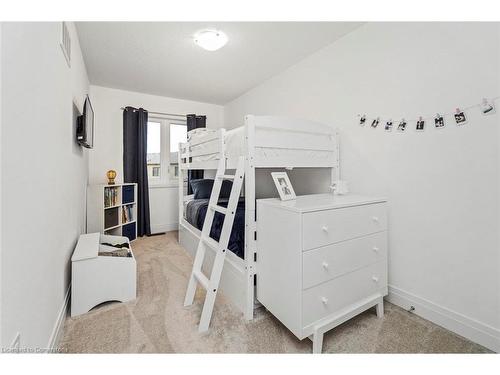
[183,156,245,332]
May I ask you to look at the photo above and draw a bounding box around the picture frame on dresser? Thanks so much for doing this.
[271,172,296,201]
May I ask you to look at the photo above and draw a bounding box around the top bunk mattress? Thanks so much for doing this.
[188,127,244,162]
[186,118,338,168]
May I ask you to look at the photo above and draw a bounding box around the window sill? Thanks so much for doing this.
[149,183,179,189]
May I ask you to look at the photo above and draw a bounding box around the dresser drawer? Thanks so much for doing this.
[302,203,387,250]
[302,232,387,290]
[302,261,387,327]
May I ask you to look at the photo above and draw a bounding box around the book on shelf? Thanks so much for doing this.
[122,205,133,224]
[104,186,119,208]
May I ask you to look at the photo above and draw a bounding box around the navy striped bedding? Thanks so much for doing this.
[185,198,246,259]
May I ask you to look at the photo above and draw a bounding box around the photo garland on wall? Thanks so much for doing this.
[356,97,498,134]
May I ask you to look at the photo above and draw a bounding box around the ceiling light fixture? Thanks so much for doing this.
[194,29,228,51]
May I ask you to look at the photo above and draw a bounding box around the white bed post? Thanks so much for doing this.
[178,142,184,232]
[244,115,256,321]
[332,129,340,186]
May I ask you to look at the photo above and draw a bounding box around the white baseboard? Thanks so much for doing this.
[150,222,178,234]
[46,284,70,352]
[387,285,500,353]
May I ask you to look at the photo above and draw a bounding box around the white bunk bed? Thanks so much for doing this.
[178,115,339,320]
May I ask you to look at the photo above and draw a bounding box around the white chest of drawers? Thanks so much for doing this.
[256,194,388,353]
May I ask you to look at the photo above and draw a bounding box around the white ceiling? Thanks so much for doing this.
[76,22,362,104]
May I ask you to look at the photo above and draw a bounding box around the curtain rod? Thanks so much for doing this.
[120,107,186,118]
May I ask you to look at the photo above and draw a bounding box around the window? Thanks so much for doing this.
[146,117,187,185]
[147,121,162,182]
[169,123,187,179]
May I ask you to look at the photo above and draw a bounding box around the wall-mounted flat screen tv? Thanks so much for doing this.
[76,96,94,149]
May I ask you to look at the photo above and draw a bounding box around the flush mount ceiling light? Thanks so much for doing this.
[194,29,228,51]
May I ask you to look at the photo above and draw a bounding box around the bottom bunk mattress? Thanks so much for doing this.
[185,198,245,259]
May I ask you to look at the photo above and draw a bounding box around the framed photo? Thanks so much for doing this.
[271,172,296,201]
[434,114,445,129]
[416,118,425,132]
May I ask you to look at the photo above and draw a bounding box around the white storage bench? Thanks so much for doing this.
[71,233,137,317]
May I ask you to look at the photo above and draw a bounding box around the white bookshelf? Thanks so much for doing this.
[87,183,138,241]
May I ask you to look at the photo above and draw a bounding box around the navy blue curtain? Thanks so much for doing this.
[186,114,207,194]
[123,107,151,236]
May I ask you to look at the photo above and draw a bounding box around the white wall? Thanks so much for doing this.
[88,86,224,233]
[225,23,500,350]
[1,22,90,349]
[0,22,3,349]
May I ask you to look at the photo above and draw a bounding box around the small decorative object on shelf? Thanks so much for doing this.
[271,172,296,201]
[330,180,349,195]
[107,170,117,185]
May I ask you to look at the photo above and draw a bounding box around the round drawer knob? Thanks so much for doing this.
[372,276,379,283]
[321,297,328,305]
[372,216,380,223]
[321,226,329,233]
[372,246,379,253]
[322,261,329,269]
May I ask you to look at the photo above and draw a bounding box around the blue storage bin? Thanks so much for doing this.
[122,185,135,204]
[122,222,136,241]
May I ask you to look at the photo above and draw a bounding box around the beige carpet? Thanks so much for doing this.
[60,232,491,353]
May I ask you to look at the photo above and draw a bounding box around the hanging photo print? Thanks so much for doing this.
[371,117,380,128]
[480,98,495,115]
[454,108,467,126]
[359,115,366,126]
[434,113,445,129]
[397,119,407,132]
[385,120,393,132]
[416,117,425,132]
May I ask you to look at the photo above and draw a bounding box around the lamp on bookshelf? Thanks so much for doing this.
[106,170,117,185]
